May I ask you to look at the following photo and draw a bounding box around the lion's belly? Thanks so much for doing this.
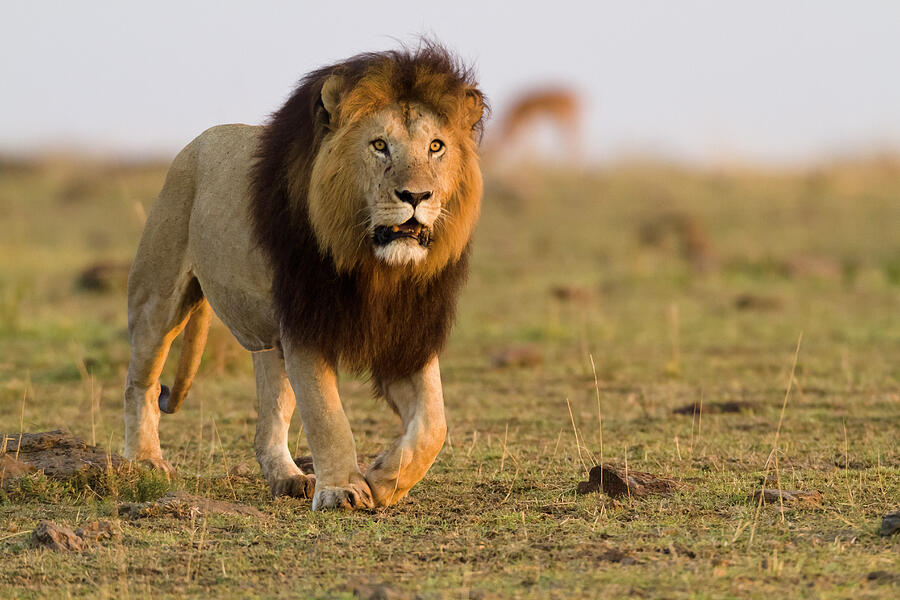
[187,124,280,352]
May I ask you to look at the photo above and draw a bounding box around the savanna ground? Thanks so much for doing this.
[0,155,898,598]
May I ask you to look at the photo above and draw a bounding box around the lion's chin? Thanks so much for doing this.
[374,239,429,266]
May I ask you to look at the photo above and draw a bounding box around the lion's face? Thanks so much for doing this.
[305,77,483,276]
[353,105,461,266]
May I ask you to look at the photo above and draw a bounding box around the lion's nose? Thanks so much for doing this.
[394,189,432,207]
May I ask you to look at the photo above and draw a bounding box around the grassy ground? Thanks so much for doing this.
[0,156,898,598]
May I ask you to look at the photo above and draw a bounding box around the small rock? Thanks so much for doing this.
[752,489,822,506]
[491,345,543,368]
[118,491,263,520]
[32,521,83,552]
[880,510,900,537]
[577,464,681,499]
[75,520,122,542]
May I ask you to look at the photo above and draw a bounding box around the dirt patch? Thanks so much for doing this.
[880,510,900,537]
[0,430,126,479]
[672,401,752,415]
[32,521,83,552]
[118,491,263,520]
[752,489,823,506]
[577,464,681,499]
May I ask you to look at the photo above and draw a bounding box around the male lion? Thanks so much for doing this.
[123,44,486,510]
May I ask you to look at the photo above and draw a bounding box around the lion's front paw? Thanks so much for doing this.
[365,471,410,507]
[135,457,175,478]
[270,473,316,499]
[365,452,414,507]
[312,481,374,511]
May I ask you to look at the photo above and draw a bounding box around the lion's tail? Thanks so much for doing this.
[158,300,212,415]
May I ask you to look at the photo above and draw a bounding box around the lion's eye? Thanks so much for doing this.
[429,140,445,153]
[371,139,388,153]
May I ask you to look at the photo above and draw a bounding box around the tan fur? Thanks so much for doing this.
[123,61,483,510]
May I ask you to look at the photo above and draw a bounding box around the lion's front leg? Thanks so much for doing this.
[282,341,373,510]
[366,356,447,507]
[252,349,315,499]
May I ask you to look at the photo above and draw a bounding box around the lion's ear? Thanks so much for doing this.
[463,88,485,130]
[320,75,346,123]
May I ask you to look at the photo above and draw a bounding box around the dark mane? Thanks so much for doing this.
[249,42,483,383]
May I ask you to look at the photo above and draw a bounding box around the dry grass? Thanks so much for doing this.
[0,157,899,598]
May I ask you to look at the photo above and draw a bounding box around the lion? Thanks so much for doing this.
[123,43,487,510]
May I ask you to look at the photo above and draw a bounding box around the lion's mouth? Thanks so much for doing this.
[373,218,432,247]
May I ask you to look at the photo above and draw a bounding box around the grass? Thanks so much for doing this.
[0,156,899,598]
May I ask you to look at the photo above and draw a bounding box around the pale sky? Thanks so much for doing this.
[2,1,899,164]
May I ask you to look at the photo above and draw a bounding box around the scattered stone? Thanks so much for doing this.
[75,520,121,543]
[672,400,752,415]
[0,453,36,484]
[577,464,681,499]
[734,293,783,311]
[491,345,543,368]
[32,521,83,552]
[880,510,900,537]
[0,430,126,480]
[752,489,823,506]
[118,491,263,520]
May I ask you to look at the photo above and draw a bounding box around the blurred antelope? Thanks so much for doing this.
[487,87,582,163]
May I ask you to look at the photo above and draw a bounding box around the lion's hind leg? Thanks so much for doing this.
[123,274,203,474]
[253,349,315,499]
